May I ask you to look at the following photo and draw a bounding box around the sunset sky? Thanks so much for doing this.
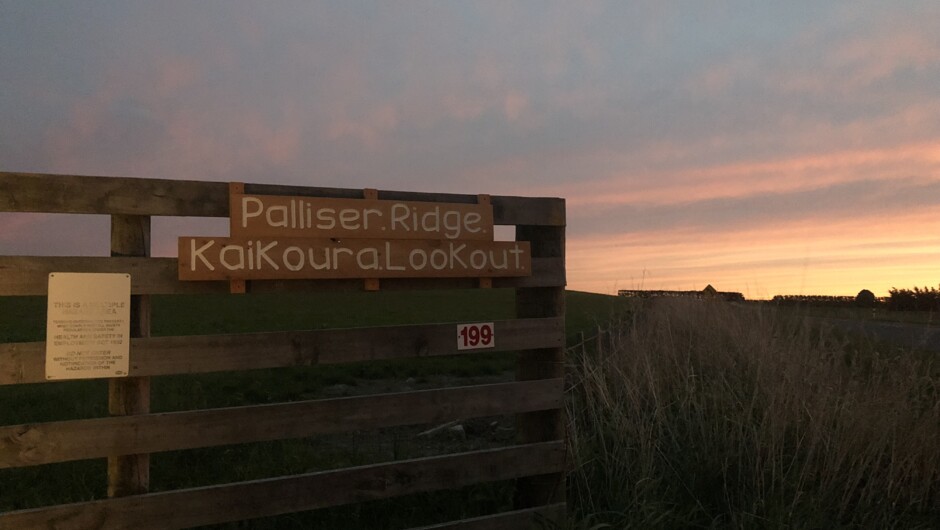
[1,2,938,298]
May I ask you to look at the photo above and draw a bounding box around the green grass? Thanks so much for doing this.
[0,288,631,527]
[150,289,515,335]
[0,295,45,342]
[0,288,626,340]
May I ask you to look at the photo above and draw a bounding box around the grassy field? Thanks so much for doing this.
[4,291,937,528]
[0,289,630,528]
[568,298,939,529]
[765,302,940,327]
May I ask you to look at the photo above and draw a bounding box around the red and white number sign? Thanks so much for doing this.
[456,322,495,350]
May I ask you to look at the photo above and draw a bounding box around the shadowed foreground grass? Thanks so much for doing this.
[10,291,936,527]
[567,299,939,529]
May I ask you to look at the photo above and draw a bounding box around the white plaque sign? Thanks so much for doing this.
[45,273,131,380]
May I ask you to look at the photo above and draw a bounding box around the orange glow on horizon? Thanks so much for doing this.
[566,208,940,298]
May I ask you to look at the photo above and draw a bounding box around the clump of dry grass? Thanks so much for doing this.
[567,299,939,529]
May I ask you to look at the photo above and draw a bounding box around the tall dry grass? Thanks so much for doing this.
[567,299,939,529]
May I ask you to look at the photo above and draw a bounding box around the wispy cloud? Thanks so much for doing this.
[1,2,938,296]
[569,212,940,296]
[541,141,940,208]
[0,213,110,257]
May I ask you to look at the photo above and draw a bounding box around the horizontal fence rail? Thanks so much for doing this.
[0,317,564,385]
[0,379,563,468]
[410,504,567,530]
[0,172,565,226]
[0,441,565,530]
[0,172,566,528]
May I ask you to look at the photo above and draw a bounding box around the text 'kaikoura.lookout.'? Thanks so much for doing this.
[178,189,532,282]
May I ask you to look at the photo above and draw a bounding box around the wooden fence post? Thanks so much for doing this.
[514,224,565,514]
[0,174,568,527]
[108,214,151,497]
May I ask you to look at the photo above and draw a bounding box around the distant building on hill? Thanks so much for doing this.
[618,284,745,302]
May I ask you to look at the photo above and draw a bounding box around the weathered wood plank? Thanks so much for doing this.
[0,379,562,468]
[0,172,565,225]
[0,172,228,216]
[515,224,567,510]
[408,504,566,530]
[0,256,185,296]
[0,317,564,385]
[0,441,565,530]
[107,214,152,497]
[0,256,564,296]
[491,196,565,227]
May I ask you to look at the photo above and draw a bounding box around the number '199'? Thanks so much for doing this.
[456,323,495,350]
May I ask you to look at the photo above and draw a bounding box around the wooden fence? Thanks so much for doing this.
[0,172,566,529]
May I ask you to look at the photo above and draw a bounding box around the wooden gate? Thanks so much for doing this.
[0,172,566,529]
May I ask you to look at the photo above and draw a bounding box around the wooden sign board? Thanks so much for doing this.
[45,272,131,380]
[231,193,495,241]
[179,237,530,280]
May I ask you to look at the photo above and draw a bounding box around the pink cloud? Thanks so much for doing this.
[442,94,487,121]
[689,54,759,95]
[0,213,39,243]
[503,90,528,122]
[327,104,399,148]
[828,32,940,88]
[0,213,110,257]
[161,108,304,177]
[542,139,940,209]
[764,21,940,96]
[37,49,306,181]
[154,57,200,97]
